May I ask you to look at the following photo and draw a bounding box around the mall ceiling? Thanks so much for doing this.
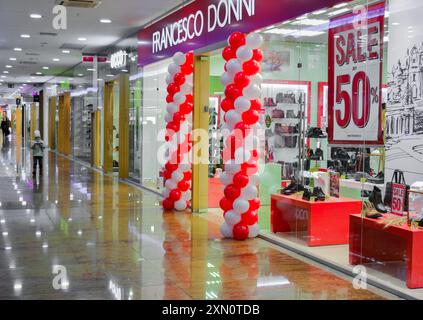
[0,0,186,96]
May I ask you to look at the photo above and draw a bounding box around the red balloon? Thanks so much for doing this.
[170,189,182,201]
[165,162,178,172]
[180,101,193,115]
[249,198,260,211]
[173,72,185,86]
[166,122,179,133]
[173,112,185,123]
[225,84,242,101]
[250,99,262,111]
[233,172,249,188]
[221,98,234,112]
[234,122,251,137]
[166,94,174,103]
[222,46,236,61]
[167,83,180,95]
[185,94,194,104]
[242,109,260,125]
[178,181,190,192]
[224,184,241,201]
[163,198,174,210]
[242,209,258,225]
[229,32,246,50]
[219,197,233,212]
[243,59,261,76]
[233,223,249,240]
[234,71,250,89]
[241,162,258,175]
[183,171,192,181]
[185,52,194,64]
[163,170,171,180]
[181,62,193,75]
[252,48,263,62]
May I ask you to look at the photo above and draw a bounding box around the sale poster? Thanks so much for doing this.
[391,183,407,216]
[328,2,385,145]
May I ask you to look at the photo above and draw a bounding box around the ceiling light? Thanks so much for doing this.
[52,58,60,62]
[31,76,35,79]
[1,76,6,78]
[106,74,114,77]
[9,58,16,61]
[3,71,9,74]
[392,22,400,26]
[78,37,87,41]
[292,19,328,26]
[36,72,42,75]
[122,69,128,72]
[77,73,84,77]
[30,13,42,19]
[42,66,49,70]
[5,65,12,68]
[20,34,30,38]
[99,19,112,23]
[328,8,350,16]
[13,48,22,52]
[312,9,327,15]
[87,68,95,71]
[62,50,70,54]
[333,2,348,8]
[264,28,325,37]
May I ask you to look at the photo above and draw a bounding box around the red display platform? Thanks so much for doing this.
[350,214,423,289]
[271,194,362,246]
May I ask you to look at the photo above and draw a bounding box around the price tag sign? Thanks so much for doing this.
[391,183,406,216]
[328,2,385,146]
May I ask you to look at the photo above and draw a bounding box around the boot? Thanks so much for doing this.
[302,189,311,201]
[282,181,304,195]
[312,187,326,201]
[368,186,387,213]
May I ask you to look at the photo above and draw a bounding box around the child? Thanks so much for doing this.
[31,130,45,176]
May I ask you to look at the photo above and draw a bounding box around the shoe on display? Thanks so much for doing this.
[314,148,324,160]
[368,171,384,184]
[306,127,327,138]
[362,201,383,219]
[354,171,372,182]
[302,189,311,201]
[282,181,305,195]
[368,186,388,213]
[312,187,326,201]
[333,148,350,160]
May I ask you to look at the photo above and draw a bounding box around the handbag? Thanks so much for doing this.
[271,109,284,119]
[384,170,410,210]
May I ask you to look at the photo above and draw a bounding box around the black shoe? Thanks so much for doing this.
[282,181,305,195]
[368,186,387,213]
[302,189,311,201]
[306,127,327,138]
[315,148,324,160]
[333,148,350,160]
[368,171,384,184]
[312,187,326,201]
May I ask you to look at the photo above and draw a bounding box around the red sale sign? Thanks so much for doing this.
[391,183,407,216]
[328,2,385,145]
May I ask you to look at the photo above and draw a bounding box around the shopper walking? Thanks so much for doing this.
[1,115,10,141]
[31,130,45,176]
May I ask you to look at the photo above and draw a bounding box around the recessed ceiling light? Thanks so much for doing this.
[30,13,42,19]
[333,2,348,8]
[20,34,31,38]
[392,22,400,26]
[9,58,16,61]
[62,50,70,54]
[42,66,49,70]
[328,8,350,16]
[312,9,327,15]
[78,37,87,41]
[31,76,35,79]
[122,69,128,72]
[13,48,22,52]
[52,58,60,62]
[99,19,112,23]
[77,73,84,77]
[1,76,6,78]
[3,71,9,74]
[106,74,114,77]
[36,72,42,75]
[5,65,12,68]
[87,68,95,71]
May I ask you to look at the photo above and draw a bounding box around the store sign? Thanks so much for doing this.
[391,183,406,216]
[328,2,385,145]
[138,0,347,66]
[110,50,127,69]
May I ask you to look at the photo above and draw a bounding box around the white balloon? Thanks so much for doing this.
[220,222,233,238]
[249,174,260,186]
[185,74,193,86]
[171,170,184,182]
[219,172,233,185]
[226,109,241,126]
[250,73,263,86]
[235,147,251,164]
[165,74,173,85]
[248,223,260,238]
[166,103,176,114]
[180,83,192,95]
[241,185,258,200]
[220,124,231,137]
[225,162,240,175]
[246,33,263,49]
[163,188,170,198]
[164,113,172,123]
[236,45,253,62]
[226,58,242,74]
[234,96,251,113]
[173,52,186,66]
[173,92,186,105]
[179,163,191,172]
[165,179,177,190]
[225,210,241,225]
[221,72,234,87]
[233,198,250,214]
[183,189,192,201]
[168,63,181,76]
[243,84,261,100]
[174,199,187,211]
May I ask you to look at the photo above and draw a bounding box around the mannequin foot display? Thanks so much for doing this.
[362,201,383,219]
[368,186,388,213]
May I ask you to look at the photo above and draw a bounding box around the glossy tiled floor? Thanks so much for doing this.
[0,135,390,300]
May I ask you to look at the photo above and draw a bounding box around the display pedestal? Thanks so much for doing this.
[349,214,423,289]
[271,194,362,246]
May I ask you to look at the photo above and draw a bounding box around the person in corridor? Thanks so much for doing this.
[31,130,45,176]
[1,113,10,142]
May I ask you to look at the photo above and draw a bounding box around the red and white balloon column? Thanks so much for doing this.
[219,32,264,240]
[162,51,194,211]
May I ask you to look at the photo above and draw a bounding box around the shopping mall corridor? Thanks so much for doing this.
[0,135,388,300]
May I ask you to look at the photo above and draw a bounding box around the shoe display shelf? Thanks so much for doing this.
[340,179,386,200]
[350,213,423,289]
[271,193,362,246]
